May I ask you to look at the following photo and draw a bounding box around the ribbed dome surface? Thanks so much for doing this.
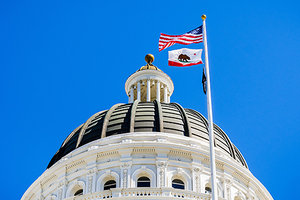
[48,101,248,169]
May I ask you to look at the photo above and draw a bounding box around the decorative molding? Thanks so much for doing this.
[97,170,120,191]
[88,168,97,175]
[58,179,67,187]
[132,166,156,187]
[66,160,85,170]
[88,146,99,151]
[203,157,224,169]
[97,151,119,159]
[169,150,192,161]
[192,166,202,192]
[41,174,57,187]
[57,188,62,200]
[87,175,93,193]
[66,180,85,198]
[156,161,167,168]
[132,148,156,153]
[156,161,167,187]
[233,171,250,186]
[170,168,192,190]
[120,161,132,169]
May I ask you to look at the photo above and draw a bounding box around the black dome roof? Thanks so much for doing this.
[48,101,248,168]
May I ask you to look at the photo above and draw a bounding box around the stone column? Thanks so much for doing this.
[156,161,167,187]
[156,81,160,102]
[147,79,151,102]
[129,87,134,103]
[85,153,98,193]
[86,175,93,194]
[192,167,202,192]
[164,86,168,103]
[57,187,63,200]
[120,162,132,188]
[224,179,232,200]
[92,171,97,193]
[86,168,97,193]
[137,81,141,101]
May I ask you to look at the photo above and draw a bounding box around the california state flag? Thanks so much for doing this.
[168,48,203,67]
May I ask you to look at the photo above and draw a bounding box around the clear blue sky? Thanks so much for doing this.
[1,0,299,199]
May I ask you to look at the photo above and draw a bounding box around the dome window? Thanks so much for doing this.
[104,180,116,190]
[205,186,212,194]
[74,189,83,196]
[137,176,151,187]
[172,179,185,189]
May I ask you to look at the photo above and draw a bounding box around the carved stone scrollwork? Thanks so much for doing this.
[121,162,132,188]
[88,168,97,175]
[192,167,201,192]
[123,169,128,188]
[87,175,93,193]
[121,162,131,168]
[193,168,200,173]
[157,161,167,168]
[225,178,232,200]
[159,168,165,187]
[156,161,167,187]
[58,181,63,187]
[58,188,62,200]
[176,168,183,174]
[85,168,97,193]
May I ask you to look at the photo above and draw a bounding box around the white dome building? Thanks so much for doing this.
[22,55,273,200]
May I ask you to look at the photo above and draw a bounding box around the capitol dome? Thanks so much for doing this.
[22,55,272,200]
[48,101,248,169]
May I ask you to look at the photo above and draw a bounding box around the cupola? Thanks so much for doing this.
[125,54,174,103]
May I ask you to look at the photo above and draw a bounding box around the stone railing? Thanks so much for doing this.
[64,189,112,200]
[64,187,213,200]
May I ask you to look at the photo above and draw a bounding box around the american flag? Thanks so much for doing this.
[159,25,203,52]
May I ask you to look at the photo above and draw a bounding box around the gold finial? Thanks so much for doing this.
[201,15,206,20]
[145,54,154,65]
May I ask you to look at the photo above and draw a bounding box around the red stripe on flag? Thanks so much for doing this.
[159,40,203,51]
[159,32,203,51]
[161,33,202,39]
[168,60,203,67]
[160,37,203,43]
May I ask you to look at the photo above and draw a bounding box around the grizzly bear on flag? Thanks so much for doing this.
[178,54,190,62]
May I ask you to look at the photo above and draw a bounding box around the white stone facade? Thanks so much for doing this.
[22,132,273,200]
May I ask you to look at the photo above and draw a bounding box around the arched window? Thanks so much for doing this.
[137,176,150,187]
[172,179,185,189]
[104,180,116,190]
[205,186,212,194]
[74,189,83,196]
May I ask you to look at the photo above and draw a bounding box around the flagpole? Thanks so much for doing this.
[202,15,218,200]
